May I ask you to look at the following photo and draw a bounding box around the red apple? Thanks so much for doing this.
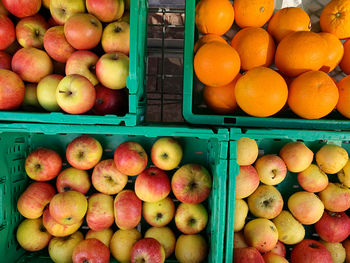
[102,21,130,55]
[66,135,103,170]
[291,239,333,263]
[86,193,114,231]
[269,241,286,257]
[171,164,212,204]
[0,1,8,16]
[0,51,11,69]
[0,15,15,50]
[12,47,53,82]
[235,165,260,199]
[135,167,171,202]
[315,211,350,243]
[65,50,99,86]
[131,238,165,263]
[0,69,25,110]
[114,190,142,230]
[233,247,265,263]
[44,26,75,63]
[72,239,110,263]
[56,167,91,194]
[64,13,102,50]
[86,0,125,22]
[17,182,56,219]
[114,141,148,176]
[25,148,62,181]
[93,85,128,115]
[56,74,96,115]
[16,14,49,49]
[2,0,41,18]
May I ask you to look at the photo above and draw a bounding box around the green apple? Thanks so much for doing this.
[145,227,176,258]
[48,231,83,263]
[151,137,183,171]
[37,74,63,112]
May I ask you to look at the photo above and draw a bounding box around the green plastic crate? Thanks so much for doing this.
[183,0,350,130]
[0,123,228,262]
[226,128,350,262]
[0,0,147,126]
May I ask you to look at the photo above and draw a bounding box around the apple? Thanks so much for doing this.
[234,232,248,248]
[135,167,171,202]
[114,141,148,176]
[142,196,175,227]
[114,190,142,230]
[338,159,350,188]
[0,51,11,69]
[25,148,62,181]
[288,191,324,225]
[234,199,248,232]
[56,74,96,115]
[17,182,56,219]
[244,218,278,253]
[92,159,128,195]
[254,154,287,185]
[151,137,183,171]
[44,26,75,63]
[65,50,99,86]
[175,203,208,235]
[96,52,129,90]
[0,15,15,51]
[145,227,176,259]
[49,191,87,225]
[0,1,8,16]
[343,239,350,263]
[175,234,208,263]
[297,164,329,192]
[319,183,350,212]
[2,0,41,18]
[16,14,49,49]
[236,137,259,165]
[131,238,165,263]
[37,74,63,112]
[320,240,346,263]
[50,0,86,25]
[72,239,110,263]
[171,164,212,204]
[316,144,349,174]
[66,135,103,170]
[22,83,41,110]
[102,21,130,55]
[247,184,283,219]
[291,239,333,263]
[279,141,314,173]
[43,207,83,237]
[56,167,91,194]
[12,47,53,82]
[86,228,113,248]
[110,229,141,262]
[235,165,259,199]
[263,252,289,263]
[270,241,286,257]
[48,231,84,263]
[272,210,305,245]
[86,0,125,23]
[315,211,350,243]
[64,13,102,50]
[233,247,265,263]
[86,193,114,231]
[16,218,51,252]
[93,85,128,115]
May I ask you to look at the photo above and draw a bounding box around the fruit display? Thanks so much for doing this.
[228,130,350,262]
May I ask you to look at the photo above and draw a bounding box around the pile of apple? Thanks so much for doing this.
[0,0,131,115]
[15,135,212,263]
[233,137,350,263]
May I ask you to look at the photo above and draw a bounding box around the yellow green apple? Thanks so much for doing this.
[50,0,85,25]
[37,74,63,112]
[316,144,349,174]
[175,234,208,263]
[236,137,259,165]
[338,159,350,187]
[175,203,208,234]
[110,228,141,263]
[150,137,183,171]
[48,231,83,263]
[86,228,113,248]
[234,231,248,248]
[234,199,248,232]
[142,197,175,227]
[320,240,346,263]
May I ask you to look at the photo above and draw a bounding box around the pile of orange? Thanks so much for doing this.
[194,0,350,120]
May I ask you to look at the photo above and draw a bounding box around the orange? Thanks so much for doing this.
[203,73,241,114]
[194,41,241,87]
[194,34,227,53]
[340,39,350,74]
[235,67,288,117]
[195,0,234,36]
[337,75,350,118]
[233,0,274,28]
[267,7,311,42]
[288,71,339,119]
[275,31,327,77]
[320,0,350,39]
[319,32,344,73]
[230,27,275,71]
